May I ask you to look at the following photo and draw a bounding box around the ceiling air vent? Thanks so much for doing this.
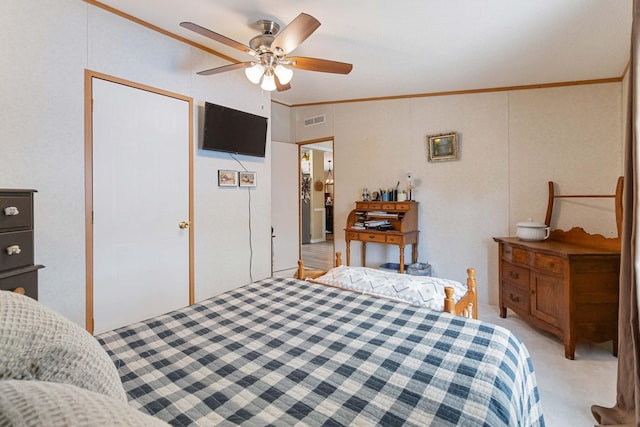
[304,114,326,127]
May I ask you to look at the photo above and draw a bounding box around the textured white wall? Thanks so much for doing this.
[291,83,623,305]
[1,0,272,326]
[271,103,294,143]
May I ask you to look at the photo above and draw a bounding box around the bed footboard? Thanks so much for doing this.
[444,267,478,319]
[298,254,477,319]
[295,252,342,279]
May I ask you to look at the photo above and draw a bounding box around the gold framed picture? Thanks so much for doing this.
[427,132,458,162]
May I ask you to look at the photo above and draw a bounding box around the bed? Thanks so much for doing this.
[297,252,478,319]
[97,274,545,426]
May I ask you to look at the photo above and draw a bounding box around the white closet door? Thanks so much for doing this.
[92,78,190,334]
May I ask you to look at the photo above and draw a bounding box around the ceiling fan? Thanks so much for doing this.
[180,13,353,92]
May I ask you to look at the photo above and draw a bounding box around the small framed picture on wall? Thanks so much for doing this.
[427,132,458,162]
[218,170,238,187]
[239,171,257,187]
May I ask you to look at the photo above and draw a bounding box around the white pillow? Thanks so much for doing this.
[0,380,168,427]
[0,291,126,402]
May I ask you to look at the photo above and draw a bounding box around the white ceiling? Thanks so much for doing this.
[96,0,632,106]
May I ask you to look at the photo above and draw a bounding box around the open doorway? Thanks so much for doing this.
[299,139,334,271]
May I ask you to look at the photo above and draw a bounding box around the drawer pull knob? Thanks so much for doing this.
[3,206,19,216]
[509,293,521,303]
[368,235,375,239]
[6,245,21,256]
[13,287,25,295]
[509,271,520,279]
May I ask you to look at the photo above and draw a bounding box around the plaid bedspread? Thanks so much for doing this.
[98,277,545,426]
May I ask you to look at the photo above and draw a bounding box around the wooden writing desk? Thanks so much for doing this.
[345,201,419,273]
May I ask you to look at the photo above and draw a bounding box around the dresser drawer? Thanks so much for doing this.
[503,247,531,267]
[501,282,530,313]
[502,261,530,289]
[0,231,34,270]
[534,253,564,275]
[0,196,33,231]
[0,269,38,300]
[359,233,386,243]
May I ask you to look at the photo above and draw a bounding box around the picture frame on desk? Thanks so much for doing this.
[427,132,458,162]
[239,171,257,187]
[218,170,238,187]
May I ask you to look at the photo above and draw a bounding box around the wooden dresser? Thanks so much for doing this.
[493,233,619,360]
[494,177,623,360]
[0,189,44,300]
[345,201,418,273]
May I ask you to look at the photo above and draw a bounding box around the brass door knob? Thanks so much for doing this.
[179,221,189,229]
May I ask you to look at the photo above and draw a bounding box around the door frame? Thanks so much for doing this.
[84,70,194,334]
[296,137,334,263]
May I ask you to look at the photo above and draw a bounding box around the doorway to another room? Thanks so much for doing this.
[299,139,334,271]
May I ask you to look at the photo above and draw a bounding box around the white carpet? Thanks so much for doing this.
[479,303,617,427]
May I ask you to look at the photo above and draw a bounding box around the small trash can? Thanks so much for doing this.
[379,263,409,273]
[407,262,432,276]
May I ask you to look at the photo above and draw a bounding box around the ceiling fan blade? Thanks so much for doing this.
[275,75,292,92]
[288,57,353,74]
[180,22,252,54]
[197,62,252,76]
[271,13,321,54]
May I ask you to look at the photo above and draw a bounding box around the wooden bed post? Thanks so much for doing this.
[467,268,478,319]
[443,288,455,315]
[296,259,305,280]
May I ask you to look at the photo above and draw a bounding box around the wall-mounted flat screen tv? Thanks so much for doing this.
[202,102,268,158]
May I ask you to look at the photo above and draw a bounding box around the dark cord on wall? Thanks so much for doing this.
[230,153,253,283]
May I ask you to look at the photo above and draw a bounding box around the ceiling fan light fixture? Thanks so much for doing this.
[274,64,293,85]
[261,72,277,91]
[183,14,353,93]
[245,63,264,84]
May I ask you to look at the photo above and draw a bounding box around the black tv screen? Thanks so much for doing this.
[202,102,268,157]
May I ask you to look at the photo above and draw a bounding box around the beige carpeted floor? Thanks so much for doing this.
[478,303,617,426]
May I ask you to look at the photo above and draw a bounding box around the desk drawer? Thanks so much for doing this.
[502,261,530,289]
[359,233,386,243]
[355,202,381,210]
[346,231,360,240]
[0,231,33,270]
[0,270,38,300]
[385,235,401,244]
[380,202,411,211]
[502,281,530,313]
[535,253,564,275]
[0,196,32,231]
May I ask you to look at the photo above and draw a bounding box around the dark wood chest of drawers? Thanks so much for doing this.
[0,189,44,299]
[493,236,619,360]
